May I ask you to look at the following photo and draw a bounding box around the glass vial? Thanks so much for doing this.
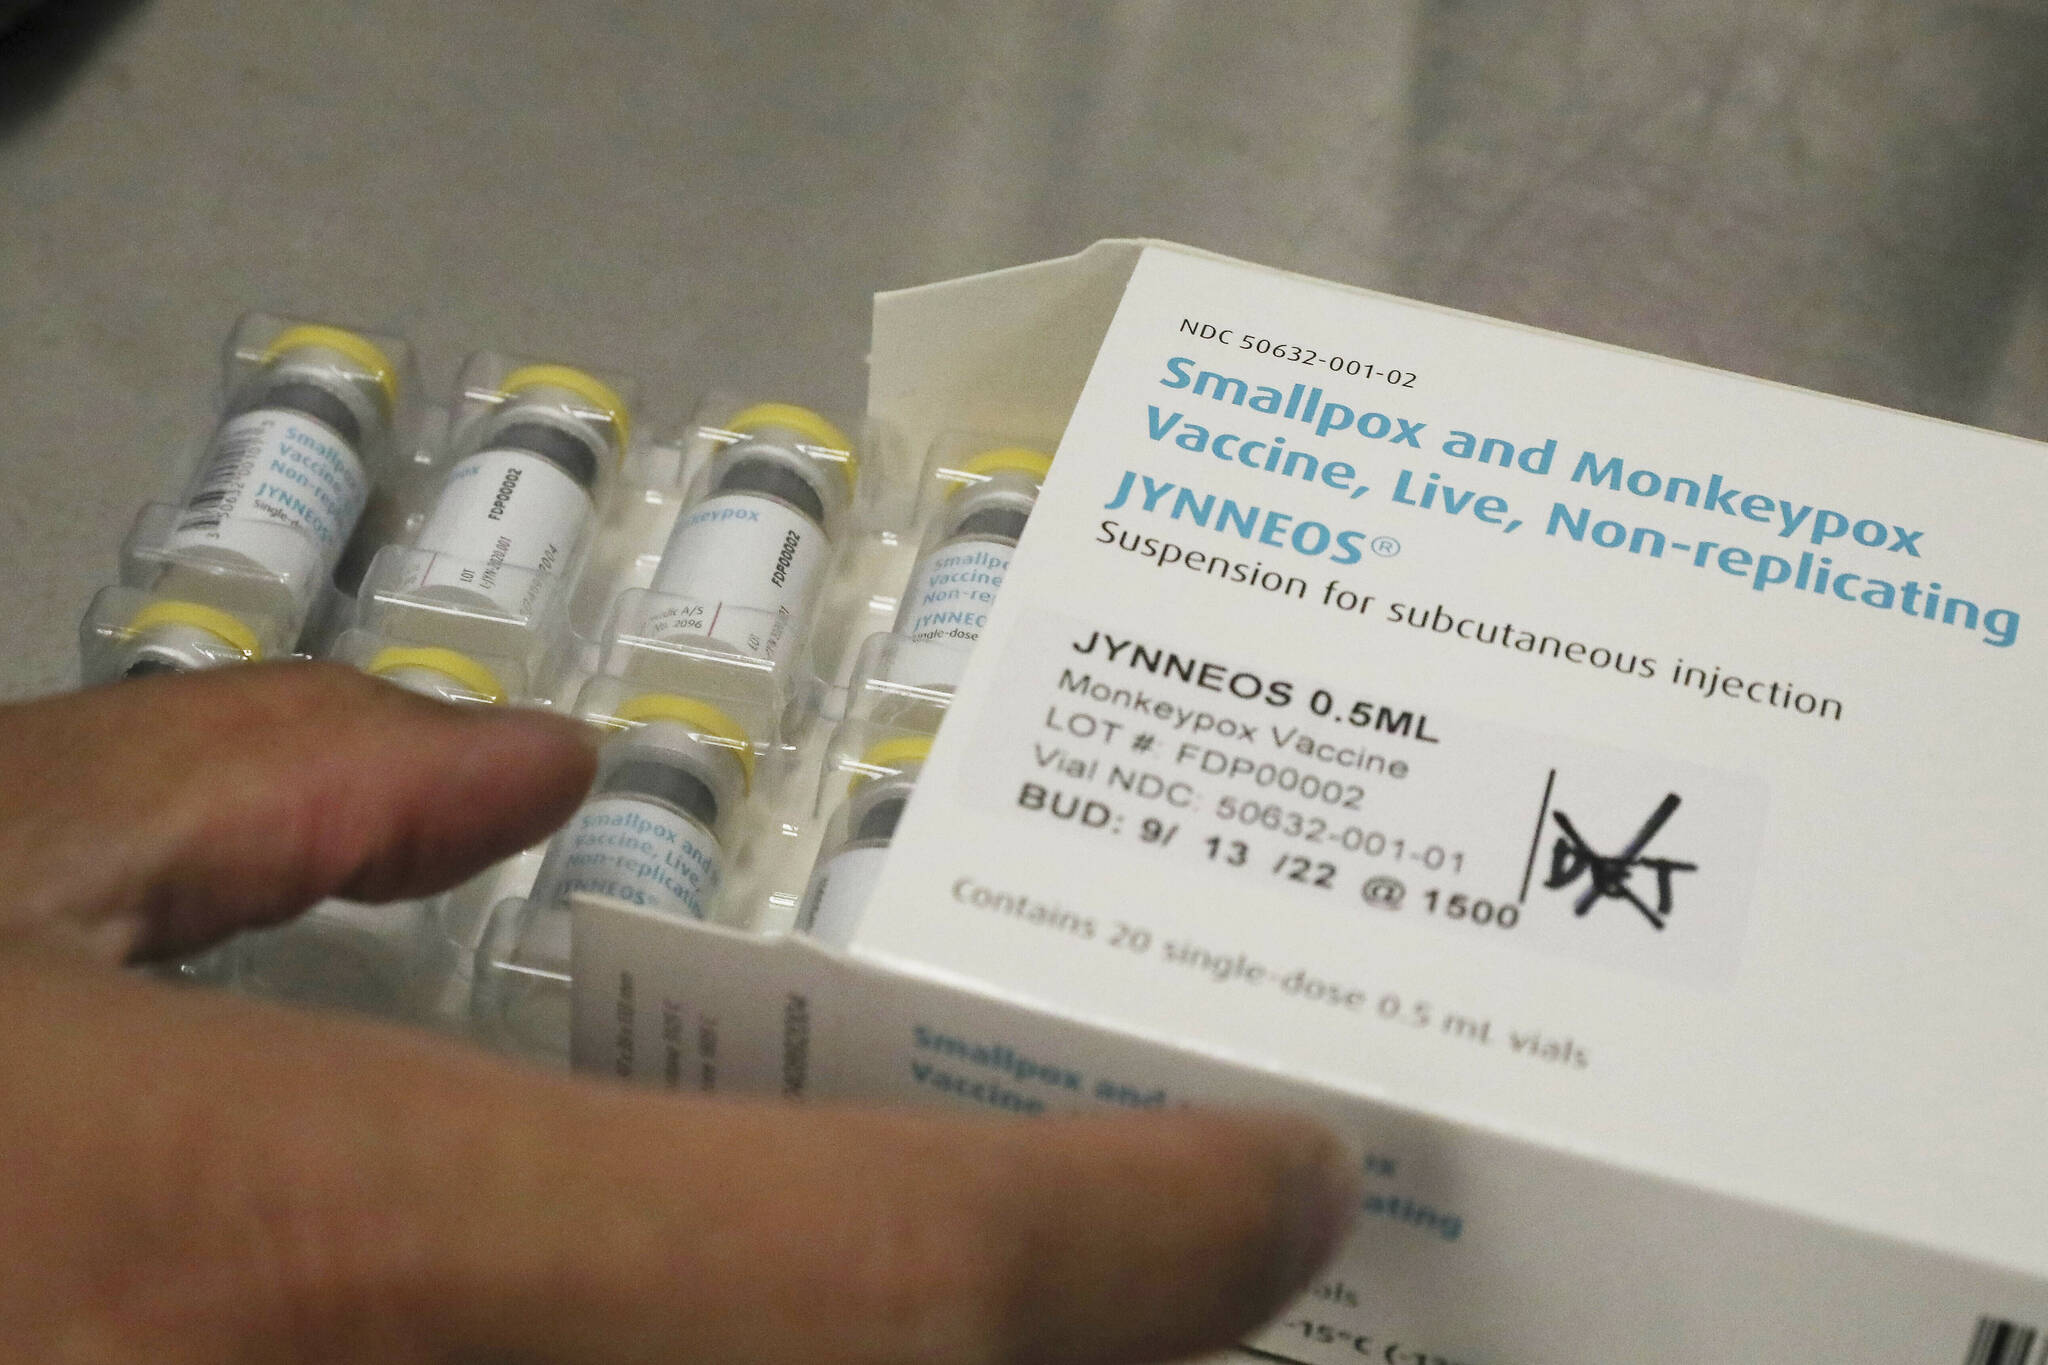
[532,694,753,922]
[798,734,930,948]
[644,403,855,674]
[895,448,1050,653]
[124,325,400,675]
[404,364,627,621]
[469,695,754,1067]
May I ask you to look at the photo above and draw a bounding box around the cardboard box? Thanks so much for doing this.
[573,241,2048,1365]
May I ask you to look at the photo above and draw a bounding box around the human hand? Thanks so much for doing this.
[0,664,1358,1364]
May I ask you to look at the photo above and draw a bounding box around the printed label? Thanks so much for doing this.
[402,450,590,618]
[800,843,892,948]
[163,408,369,587]
[897,537,1014,648]
[963,609,1767,989]
[645,493,828,671]
[555,794,720,921]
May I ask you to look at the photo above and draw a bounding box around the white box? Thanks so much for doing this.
[573,241,2048,1365]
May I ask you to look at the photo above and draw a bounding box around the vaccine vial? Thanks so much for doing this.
[364,645,507,706]
[123,325,400,675]
[798,734,930,948]
[896,448,1051,651]
[644,403,855,674]
[402,364,627,622]
[531,693,753,922]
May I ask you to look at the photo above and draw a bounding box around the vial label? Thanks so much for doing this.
[799,843,891,948]
[554,794,720,921]
[645,492,829,670]
[163,408,369,587]
[897,536,1014,648]
[402,450,591,619]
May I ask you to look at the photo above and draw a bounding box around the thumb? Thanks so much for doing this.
[0,952,1360,1365]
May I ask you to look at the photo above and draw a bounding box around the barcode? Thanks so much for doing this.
[177,487,230,534]
[175,432,262,534]
[1965,1316,2040,1365]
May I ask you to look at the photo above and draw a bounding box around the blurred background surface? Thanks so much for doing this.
[4,0,2047,697]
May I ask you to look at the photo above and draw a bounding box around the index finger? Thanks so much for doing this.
[0,663,597,960]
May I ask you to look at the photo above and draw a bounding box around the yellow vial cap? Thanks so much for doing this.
[502,363,632,454]
[125,599,263,661]
[951,447,1053,494]
[854,733,934,785]
[263,324,400,413]
[366,646,507,705]
[725,401,857,492]
[613,692,755,790]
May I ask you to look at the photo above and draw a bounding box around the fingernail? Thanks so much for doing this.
[1269,1129,1362,1304]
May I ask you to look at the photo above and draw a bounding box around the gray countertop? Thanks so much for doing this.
[4,0,2046,698]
